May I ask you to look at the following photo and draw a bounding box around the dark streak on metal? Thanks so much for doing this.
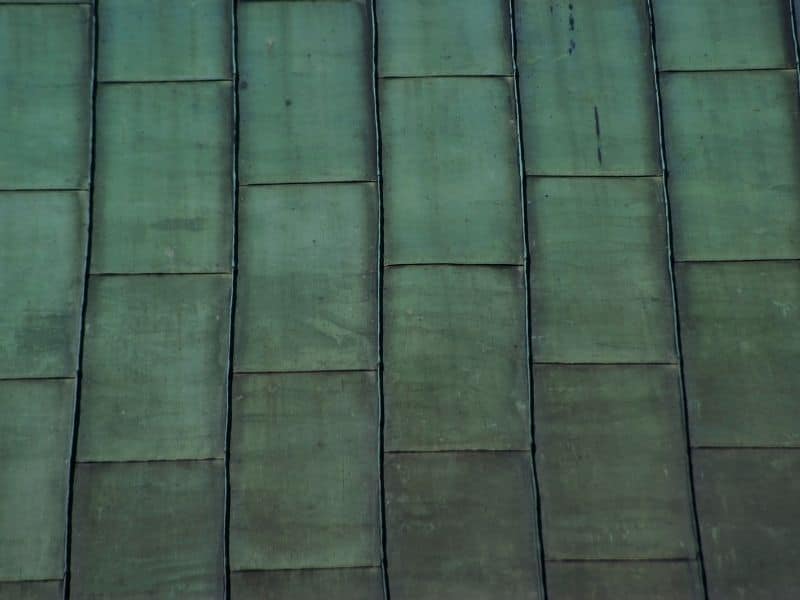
[593,105,603,165]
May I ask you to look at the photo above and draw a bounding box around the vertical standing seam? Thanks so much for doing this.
[508,2,548,598]
[224,1,241,598]
[369,1,391,598]
[644,2,710,598]
[790,1,800,100]
[63,1,100,598]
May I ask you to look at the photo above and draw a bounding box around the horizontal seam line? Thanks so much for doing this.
[232,565,381,575]
[76,457,223,465]
[240,180,377,188]
[98,78,233,85]
[234,368,377,376]
[385,449,530,455]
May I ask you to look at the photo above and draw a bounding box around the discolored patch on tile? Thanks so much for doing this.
[92,82,233,274]
[694,449,800,599]
[0,5,91,188]
[235,183,377,373]
[78,274,230,461]
[534,365,696,559]
[546,560,704,600]
[70,461,225,598]
[231,568,385,600]
[383,266,529,451]
[230,372,380,571]
[98,0,231,81]
[0,379,73,582]
[385,452,541,600]
[528,177,676,363]
[0,581,62,600]
[516,0,660,175]
[377,0,511,76]
[653,0,794,71]
[662,71,800,261]
[238,0,375,184]
[676,262,800,447]
[0,191,87,378]
[381,77,523,265]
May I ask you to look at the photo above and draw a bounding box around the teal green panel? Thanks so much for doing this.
[662,71,800,261]
[78,275,229,461]
[528,177,676,363]
[653,0,794,71]
[92,82,233,274]
[0,581,61,600]
[0,191,87,378]
[383,266,529,451]
[516,0,660,176]
[534,365,696,559]
[230,372,380,570]
[381,77,523,265]
[0,379,72,581]
[694,449,800,599]
[234,183,377,372]
[385,452,540,600]
[238,1,375,184]
[676,262,800,447]
[98,0,231,82]
[377,0,511,76]
[231,568,384,600]
[71,461,224,598]
[547,560,704,600]
[0,5,90,189]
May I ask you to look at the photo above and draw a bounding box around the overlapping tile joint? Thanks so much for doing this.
[0,1,798,599]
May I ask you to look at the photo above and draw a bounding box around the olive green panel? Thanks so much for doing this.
[534,365,696,559]
[98,0,231,82]
[92,82,233,274]
[652,0,794,71]
[234,183,377,373]
[377,0,511,76]
[694,449,800,599]
[385,452,539,600]
[383,266,529,451]
[230,372,380,571]
[528,177,676,364]
[662,71,800,261]
[71,461,225,598]
[516,0,660,175]
[0,192,87,378]
[0,581,61,600]
[0,380,72,582]
[0,5,90,189]
[676,262,800,447]
[238,1,375,184]
[381,77,523,265]
[231,568,384,600]
[547,560,704,600]
[78,275,230,461]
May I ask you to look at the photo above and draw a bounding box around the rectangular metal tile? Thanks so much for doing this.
[0,191,87,378]
[385,452,541,600]
[78,274,230,461]
[230,372,381,571]
[676,262,800,447]
[528,177,676,364]
[0,581,61,600]
[380,77,523,265]
[694,449,800,599]
[0,380,72,582]
[0,5,91,189]
[98,0,231,82]
[534,365,696,560]
[377,0,511,76]
[653,0,795,71]
[546,561,704,600]
[383,266,529,451]
[516,0,660,175]
[234,183,377,372]
[231,568,385,600]
[92,82,233,274]
[238,0,375,184]
[71,461,224,598]
[662,71,800,261]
